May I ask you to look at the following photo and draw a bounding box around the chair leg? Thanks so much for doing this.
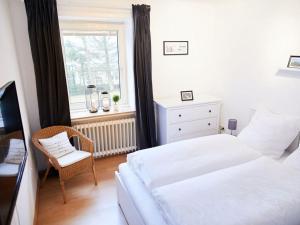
[59,178,67,204]
[41,163,51,187]
[92,165,98,186]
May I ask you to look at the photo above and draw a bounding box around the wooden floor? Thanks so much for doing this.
[36,155,127,225]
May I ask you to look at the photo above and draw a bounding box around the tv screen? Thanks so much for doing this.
[0,81,27,225]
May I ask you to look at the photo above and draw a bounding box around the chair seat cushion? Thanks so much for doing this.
[57,150,91,168]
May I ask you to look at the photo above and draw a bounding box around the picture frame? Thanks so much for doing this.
[287,55,300,69]
[180,90,194,101]
[163,41,189,55]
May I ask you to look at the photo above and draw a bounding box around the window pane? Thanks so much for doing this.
[62,31,121,111]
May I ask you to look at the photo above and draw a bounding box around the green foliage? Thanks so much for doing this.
[63,33,120,97]
[112,95,120,103]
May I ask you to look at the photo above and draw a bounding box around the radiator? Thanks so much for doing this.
[72,118,137,157]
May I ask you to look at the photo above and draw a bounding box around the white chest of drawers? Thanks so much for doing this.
[154,96,221,145]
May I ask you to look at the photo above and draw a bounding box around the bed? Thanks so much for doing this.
[116,134,262,225]
[116,156,300,225]
[116,109,300,225]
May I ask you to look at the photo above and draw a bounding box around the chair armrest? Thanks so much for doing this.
[69,132,94,154]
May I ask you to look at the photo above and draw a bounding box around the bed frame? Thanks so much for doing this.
[115,172,146,225]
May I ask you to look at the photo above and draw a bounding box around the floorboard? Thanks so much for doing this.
[36,154,127,225]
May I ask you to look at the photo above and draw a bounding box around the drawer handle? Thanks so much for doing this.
[178,114,182,117]
[208,123,211,126]
[178,128,182,131]
[209,110,212,113]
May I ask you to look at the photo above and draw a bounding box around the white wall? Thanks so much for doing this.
[8,0,40,133]
[0,1,38,225]
[8,0,47,171]
[151,0,216,99]
[211,0,300,132]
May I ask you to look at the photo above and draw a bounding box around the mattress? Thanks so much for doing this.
[127,134,261,190]
[118,163,168,225]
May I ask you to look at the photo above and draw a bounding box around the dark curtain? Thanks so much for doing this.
[24,0,71,128]
[132,4,157,149]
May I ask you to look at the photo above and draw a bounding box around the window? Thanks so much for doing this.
[61,22,128,112]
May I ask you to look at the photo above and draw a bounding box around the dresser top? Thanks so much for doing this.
[154,96,221,108]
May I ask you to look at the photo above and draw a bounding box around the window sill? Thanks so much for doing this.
[71,105,135,122]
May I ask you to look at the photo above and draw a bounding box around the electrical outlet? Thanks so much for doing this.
[219,126,225,134]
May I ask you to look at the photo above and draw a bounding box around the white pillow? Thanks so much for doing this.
[39,132,75,159]
[4,139,25,164]
[238,108,300,159]
[283,148,300,171]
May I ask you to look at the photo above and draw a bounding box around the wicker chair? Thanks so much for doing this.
[32,126,97,203]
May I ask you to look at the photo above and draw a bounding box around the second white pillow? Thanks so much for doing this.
[238,109,300,159]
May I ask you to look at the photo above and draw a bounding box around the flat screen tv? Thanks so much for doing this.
[0,81,27,225]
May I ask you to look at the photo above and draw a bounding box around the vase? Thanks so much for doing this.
[113,103,119,112]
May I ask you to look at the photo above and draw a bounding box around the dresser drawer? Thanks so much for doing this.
[169,129,218,143]
[168,117,218,138]
[168,104,218,124]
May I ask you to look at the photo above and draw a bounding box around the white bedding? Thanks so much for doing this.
[152,157,300,225]
[127,134,261,189]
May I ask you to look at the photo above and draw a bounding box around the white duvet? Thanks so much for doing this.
[127,134,261,189]
[152,157,300,225]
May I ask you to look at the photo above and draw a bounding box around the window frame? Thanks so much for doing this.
[60,21,129,113]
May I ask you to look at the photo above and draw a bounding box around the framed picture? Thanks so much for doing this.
[163,41,189,55]
[287,56,300,68]
[180,90,194,101]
